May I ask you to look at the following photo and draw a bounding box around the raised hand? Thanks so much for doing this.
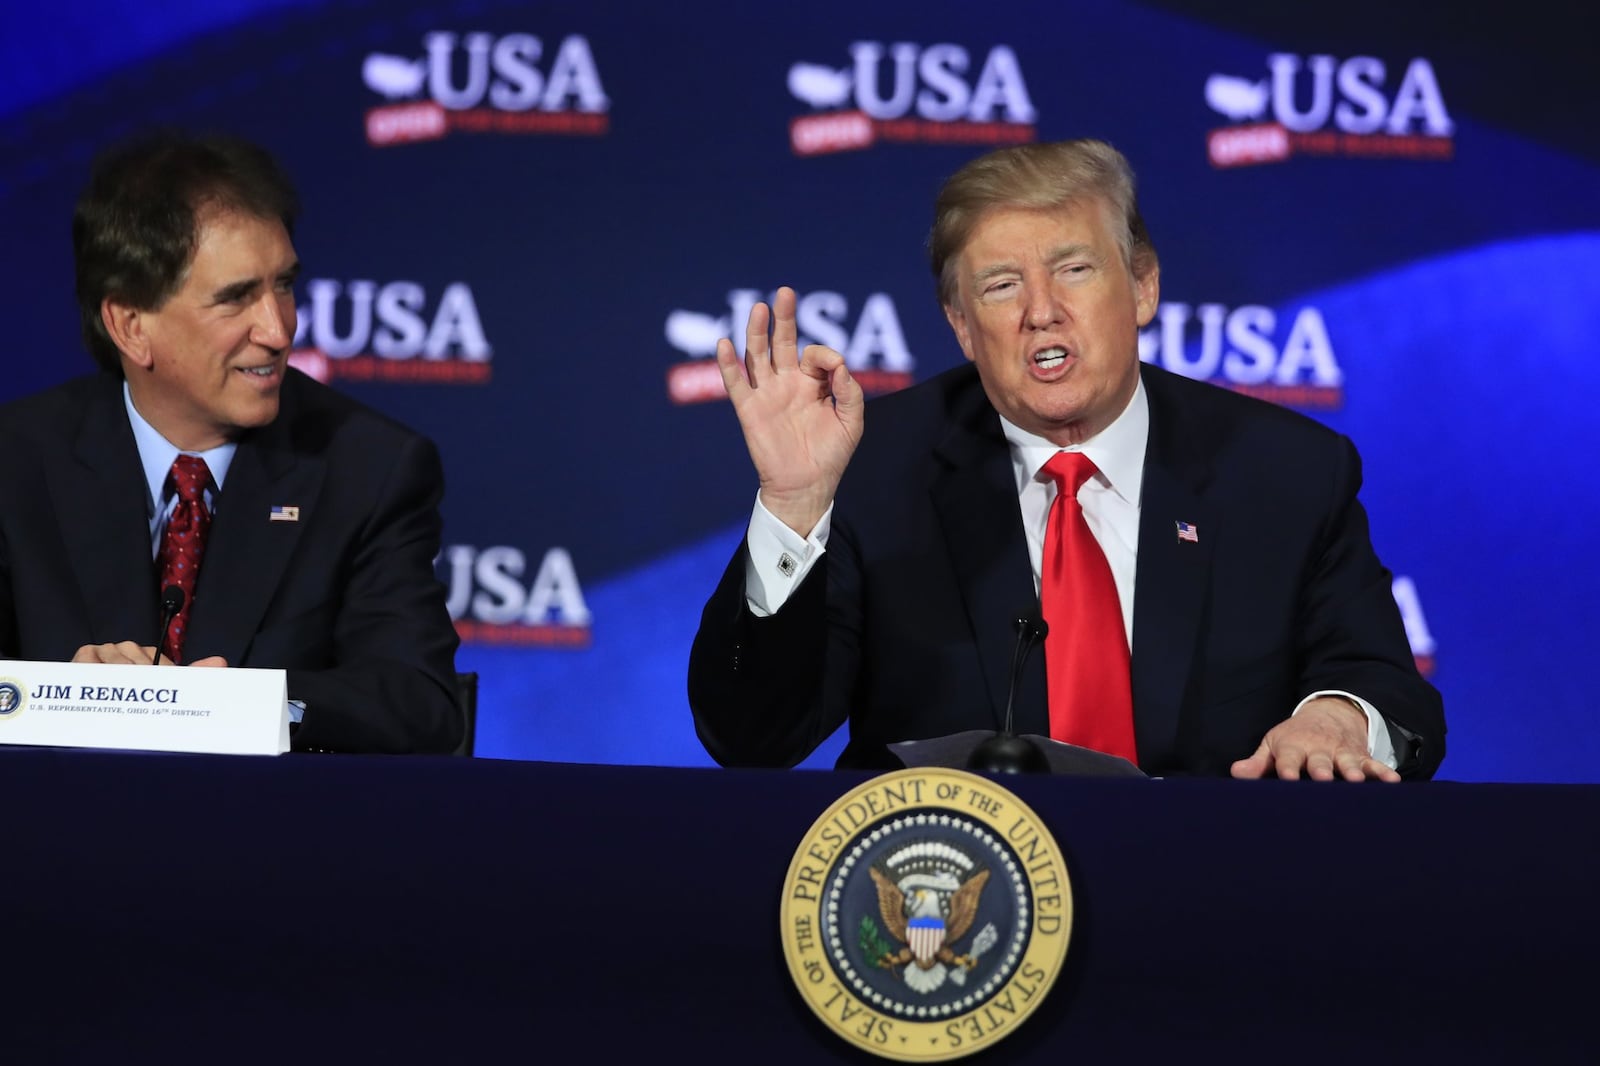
[715,286,864,537]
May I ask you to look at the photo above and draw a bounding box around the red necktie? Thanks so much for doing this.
[1039,452,1137,762]
[156,455,212,665]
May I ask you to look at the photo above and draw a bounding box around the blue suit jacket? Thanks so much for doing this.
[0,368,461,753]
[689,361,1444,778]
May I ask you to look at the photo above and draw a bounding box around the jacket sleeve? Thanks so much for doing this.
[1295,436,1446,778]
[687,539,851,767]
[287,434,462,754]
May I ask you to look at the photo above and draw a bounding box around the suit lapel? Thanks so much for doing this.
[184,386,323,666]
[1130,366,1216,766]
[929,379,1047,737]
[55,378,161,645]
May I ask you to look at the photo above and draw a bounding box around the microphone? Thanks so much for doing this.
[153,585,185,665]
[967,611,1050,774]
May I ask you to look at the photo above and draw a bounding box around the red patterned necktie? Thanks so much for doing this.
[156,454,212,665]
[1039,452,1138,762]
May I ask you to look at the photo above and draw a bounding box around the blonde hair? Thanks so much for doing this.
[929,139,1156,306]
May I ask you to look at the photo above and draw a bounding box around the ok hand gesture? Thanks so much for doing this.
[716,286,865,537]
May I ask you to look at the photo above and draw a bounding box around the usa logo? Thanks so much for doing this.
[362,32,610,147]
[1205,54,1454,168]
[786,42,1036,157]
[781,768,1069,1060]
[664,288,917,405]
[288,278,494,386]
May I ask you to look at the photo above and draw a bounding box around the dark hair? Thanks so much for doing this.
[72,133,299,374]
[928,139,1156,307]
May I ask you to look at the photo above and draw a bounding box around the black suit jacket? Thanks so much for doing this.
[0,368,461,753]
[689,362,1445,778]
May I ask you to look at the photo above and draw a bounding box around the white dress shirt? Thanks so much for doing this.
[123,382,236,560]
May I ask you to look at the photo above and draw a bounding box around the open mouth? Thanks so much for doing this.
[1033,346,1069,370]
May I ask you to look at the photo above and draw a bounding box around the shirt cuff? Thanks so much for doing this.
[1293,689,1397,770]
[743,493,832,617]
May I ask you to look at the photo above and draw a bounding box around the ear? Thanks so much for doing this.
[943,300,977,364]
[101,298,155,370]
[1134,261,1160,329]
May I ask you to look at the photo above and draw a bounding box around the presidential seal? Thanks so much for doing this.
[0,679,24,719]
[780,768,1071,1061]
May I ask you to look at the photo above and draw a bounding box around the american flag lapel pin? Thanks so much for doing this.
[270,505,301,523]
[1175,521,1199,543]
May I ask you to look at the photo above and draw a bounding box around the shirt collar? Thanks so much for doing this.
[998,373,1149,505]
[123,381,238,511]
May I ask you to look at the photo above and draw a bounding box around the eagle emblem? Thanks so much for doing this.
[782,770,1072,1059]
[864,842,999,995]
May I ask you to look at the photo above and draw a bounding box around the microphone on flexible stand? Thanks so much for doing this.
[967,612,1051,774]
[152,585,185,665]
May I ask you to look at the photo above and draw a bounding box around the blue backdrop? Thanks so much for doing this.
[4,0,1596,781]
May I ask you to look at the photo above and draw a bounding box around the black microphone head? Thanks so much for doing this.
[966,733,1050,775]
[1013,612,1048,642]
[161,585,186,613]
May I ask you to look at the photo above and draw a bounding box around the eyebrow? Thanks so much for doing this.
[970,243,1101,288]
[209,260,300,304]
[1044,242,1098,265]
[971,261,1020,287]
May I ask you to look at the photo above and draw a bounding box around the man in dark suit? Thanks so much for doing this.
[0,134,461,754]
[689,139,1444,780]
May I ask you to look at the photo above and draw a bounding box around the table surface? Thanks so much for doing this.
[3,748,1595,1064]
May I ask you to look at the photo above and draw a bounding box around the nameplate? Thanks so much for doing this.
[0,660,289,756]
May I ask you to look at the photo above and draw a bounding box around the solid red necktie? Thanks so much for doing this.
[156,454,212,665]
[1039,452,1137,762]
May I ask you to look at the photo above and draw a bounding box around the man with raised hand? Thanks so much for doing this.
[689,139,1443,780]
